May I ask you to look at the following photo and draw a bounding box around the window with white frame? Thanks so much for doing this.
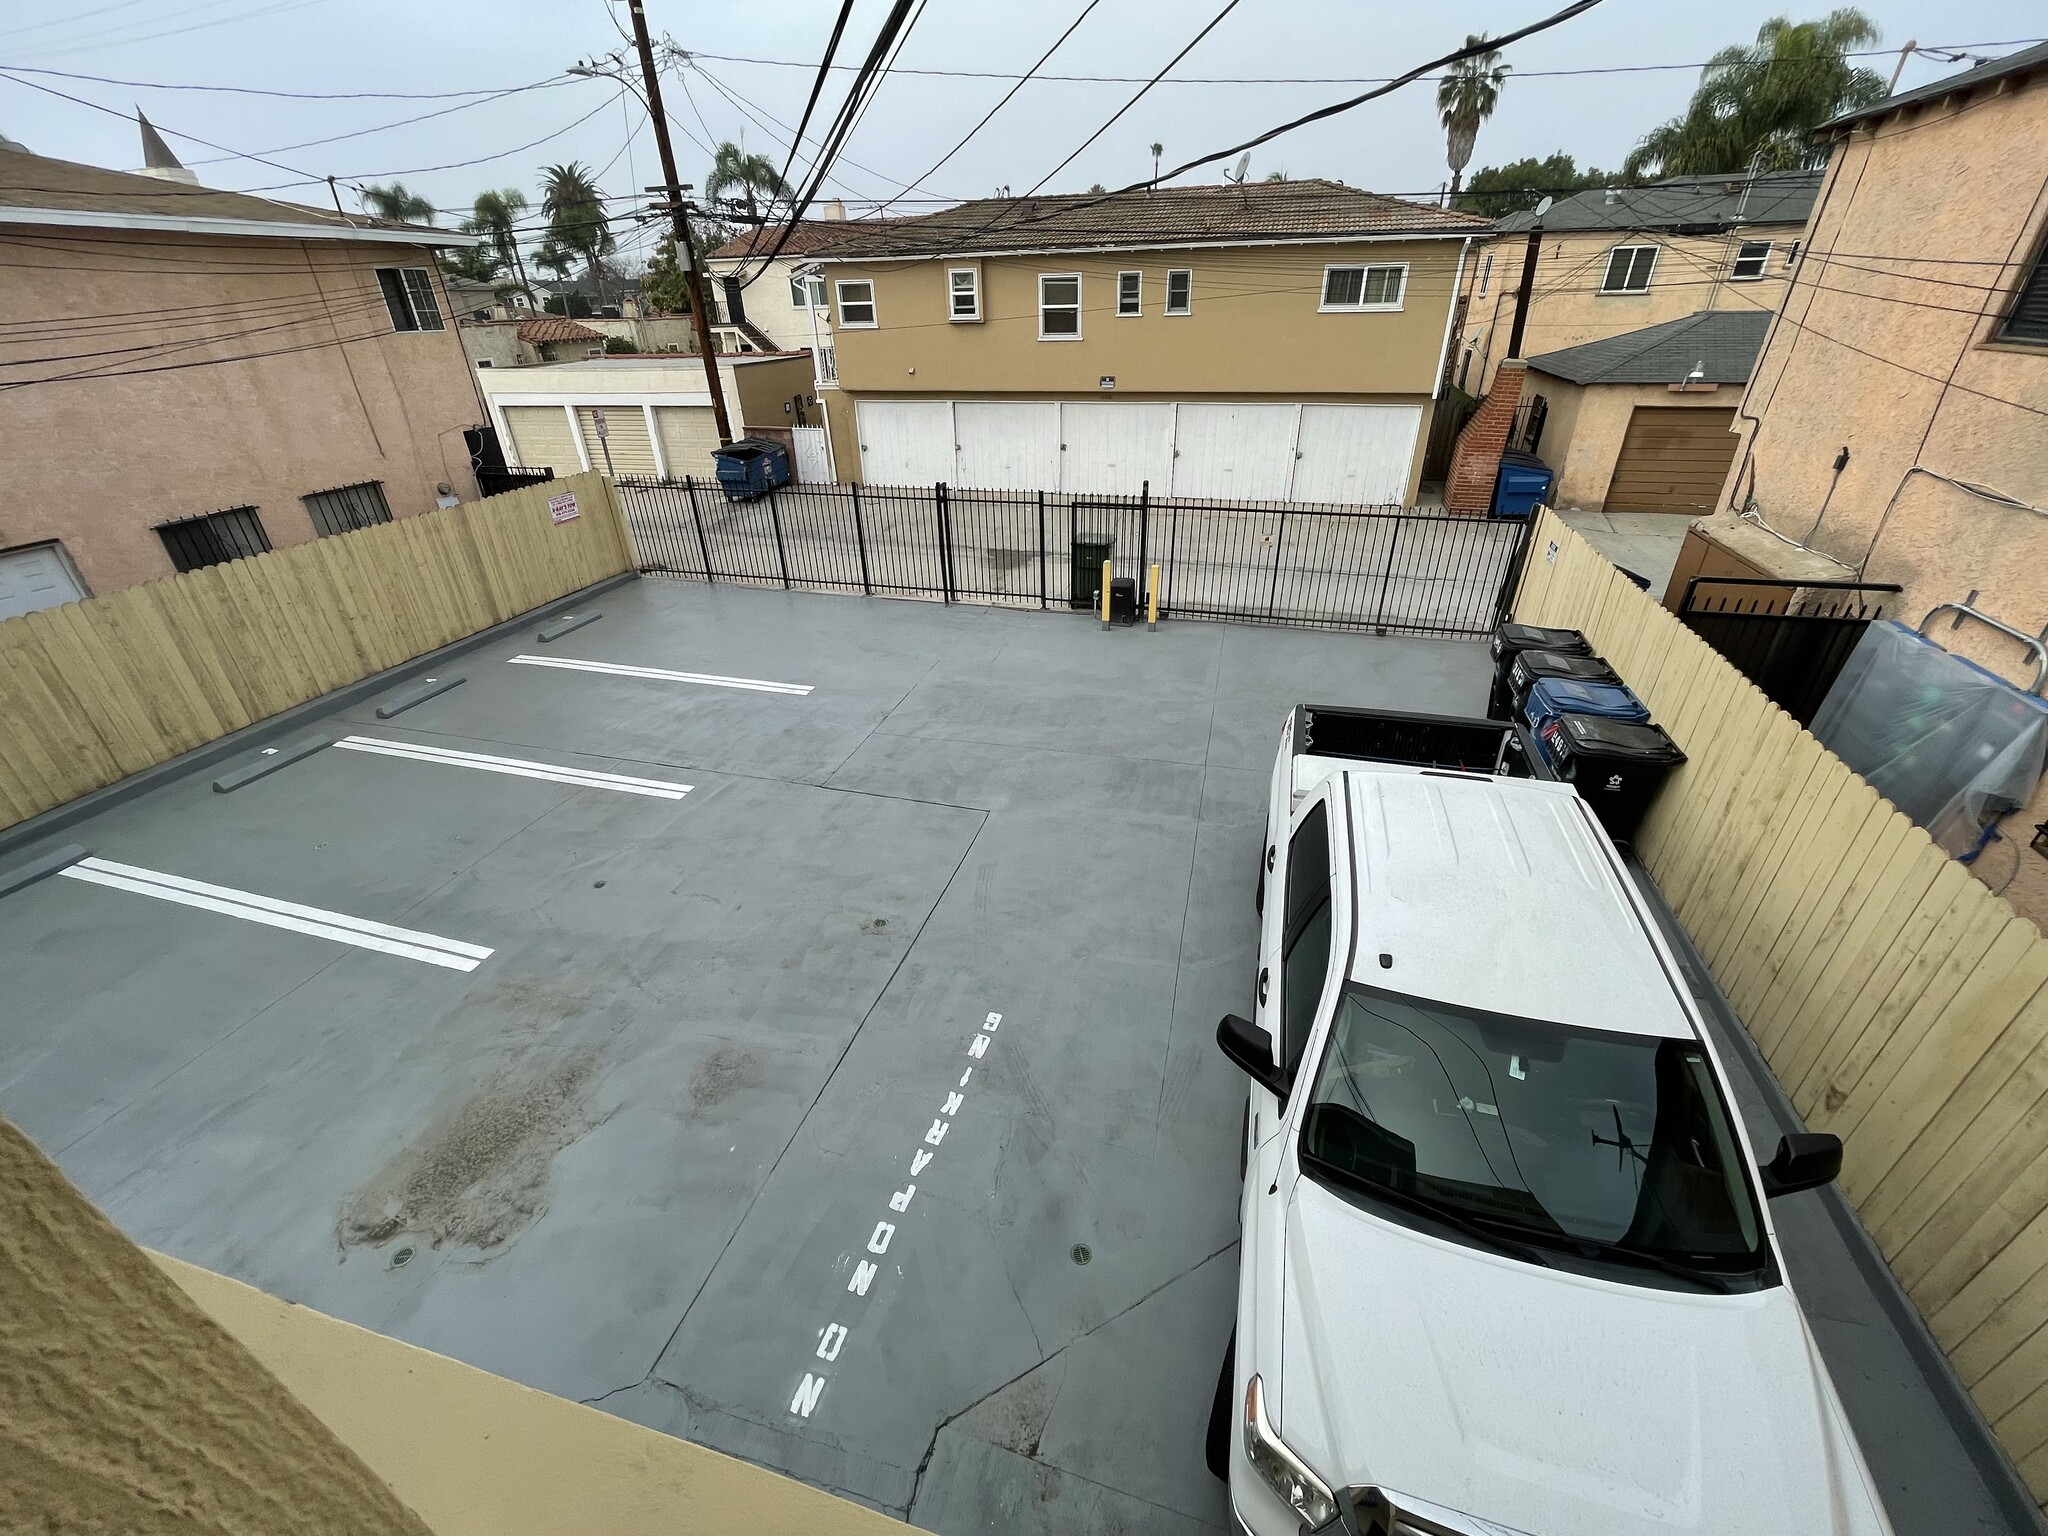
[1116,270,1142,316]
[1320,263,1407,311]
[948,267,981,321]
[1600,245,1658,294]
[376,267,444,332]
[1731,240,1771,281]
[835,278,877,327]
[1164,268,1192,315]
[1038,273,1081,338]
[790,272,826,308]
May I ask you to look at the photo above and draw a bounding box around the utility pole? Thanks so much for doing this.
[624,0,733,444]
[1503,196,1551,361]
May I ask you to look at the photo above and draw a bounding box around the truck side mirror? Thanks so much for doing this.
[1759,1132,1842,1198]
[1217,1014,1290,1100]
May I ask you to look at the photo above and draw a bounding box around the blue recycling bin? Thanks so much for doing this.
[713,437,792,501]
[1523,677,1650,762]
[1491,449,1555,520]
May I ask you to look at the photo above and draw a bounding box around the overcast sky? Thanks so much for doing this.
[4,0,2040,264]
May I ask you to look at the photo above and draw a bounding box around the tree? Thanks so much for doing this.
[641,234,692,317]
[1263,169,1289,182]
[1455,152,1613,217]
[359,182,433,224]
[469,187,535,309]
[705,141,790,220]
[1436,36,1508,198]
[438,242,505,286]
[1624,10,1887,177]
[540,161,613,303]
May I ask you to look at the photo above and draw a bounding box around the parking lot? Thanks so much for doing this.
[0,579,2033,1534]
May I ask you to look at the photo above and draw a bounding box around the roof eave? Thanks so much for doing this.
[0,204,478,246]
[813,227,1483,262]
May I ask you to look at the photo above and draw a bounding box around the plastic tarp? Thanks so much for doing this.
[1810,620,2048,857]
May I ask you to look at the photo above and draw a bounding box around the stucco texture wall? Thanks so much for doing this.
[0,228,485,596]
[732,353,822,431]
[826,239,1467,397]
[1722,77,2048,926]
[1459,226,1798,394]
[1526,376,1742,510]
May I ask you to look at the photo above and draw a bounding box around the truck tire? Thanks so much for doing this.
[1206,1330,1236,1481]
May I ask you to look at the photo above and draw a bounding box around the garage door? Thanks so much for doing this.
[857,400,954,486]
[1171,403,1299,500]
[501,406,583,476]
[654,405,720,481]
[1061,402,1175,495]
[574,406,657,477]
[953,401,1058,490]
[1292,404,1423,505]
[0,543,86,620]
[1604,406,1739,513]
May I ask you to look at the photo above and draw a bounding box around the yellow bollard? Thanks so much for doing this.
[1100,559,1113,629]
[1147,563,1160,631]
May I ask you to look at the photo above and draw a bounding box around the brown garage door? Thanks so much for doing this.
[1603,406,1738,513]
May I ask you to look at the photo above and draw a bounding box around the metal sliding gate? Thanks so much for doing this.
[617,477,1532,638]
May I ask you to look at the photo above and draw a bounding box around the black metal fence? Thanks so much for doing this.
[616,477,1531,638]
[477,464,556,498]
[1677,575,1903,726]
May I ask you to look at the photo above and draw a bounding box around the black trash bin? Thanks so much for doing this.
[1545,714,1687,843]
[1488,622,1593,720]
[1506,650,1619,723]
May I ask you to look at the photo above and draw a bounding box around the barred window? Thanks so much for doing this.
[377,267,445,332]
[157,507,269,572]
[303,481,393,536]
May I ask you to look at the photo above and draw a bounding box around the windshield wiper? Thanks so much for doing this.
[1574,1240,1743,1293]
[1300,1149,1553,1269]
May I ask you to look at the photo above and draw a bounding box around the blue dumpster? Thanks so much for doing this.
[1491,449,1555,520]
[1523,677,1650,762]
[713,437,792,501]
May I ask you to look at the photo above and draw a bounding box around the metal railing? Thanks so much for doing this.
[616,477,1532,638]
[476,464,556,498]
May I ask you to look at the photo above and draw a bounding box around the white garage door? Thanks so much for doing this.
[574,405,658,477]
[1061,402,1175,495]
[1291,404,1423,505]
[858,400,954,486]
[954,401,1059,490]
[654,405,720,481]
[501,405,583,476]
[1171,403,1300,500]
[0,543,86,620]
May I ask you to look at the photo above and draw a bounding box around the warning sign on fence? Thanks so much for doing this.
[548,492,580,524]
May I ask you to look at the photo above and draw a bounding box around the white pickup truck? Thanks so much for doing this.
[1207,704,1891,1536]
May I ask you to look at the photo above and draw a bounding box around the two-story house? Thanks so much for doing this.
[702,208,897,364]
[811,181,1486,504]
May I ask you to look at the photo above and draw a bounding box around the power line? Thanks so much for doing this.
[0,60,591,99]
[186,76,580,166]
[764,0,860,209]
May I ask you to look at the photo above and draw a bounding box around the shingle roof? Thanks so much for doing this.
[517,316,603,344]
[1525,310,1772,386]
[0,146,465,246]
[816,179,1486,259]
[1821,40,2048,133]
[1493,171,1820,235]
[703,218,904,262]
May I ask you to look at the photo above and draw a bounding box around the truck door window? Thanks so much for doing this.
[1282,801,1334,1077]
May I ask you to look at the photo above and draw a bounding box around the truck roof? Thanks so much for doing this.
[1334,766,1695,1040]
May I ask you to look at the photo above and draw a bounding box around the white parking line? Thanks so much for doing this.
[333,736,692,799]
[57,857,492,971]
[506,654,813,695]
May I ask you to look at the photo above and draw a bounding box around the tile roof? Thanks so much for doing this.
[1821,40,2048,133]
[1526,309,1773,386]
[703,218,905,262]
[1493,171,1820,235]
[0,146,464,246]
[517,316,604,344]
[815,178,1486,258]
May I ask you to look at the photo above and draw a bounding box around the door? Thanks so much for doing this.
[0,543,86,620]
[574,405,657,477]
[791,425,831,483]
[1603,406,1739,513]
[653,405,720,482]
[1291,404,1423,505]
[501,405,583,476]
[1172,403,1299,500]
[1061,402,1175,495]
[857,399,954,486]
[953,401,1059,490]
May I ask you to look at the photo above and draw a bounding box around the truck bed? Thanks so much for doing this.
[1295,704,1554,779]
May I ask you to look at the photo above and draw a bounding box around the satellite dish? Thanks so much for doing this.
[1226,151,1251,184]
[1532,195,1553,221]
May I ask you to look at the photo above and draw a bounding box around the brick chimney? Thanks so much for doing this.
[1444,359,1525,516]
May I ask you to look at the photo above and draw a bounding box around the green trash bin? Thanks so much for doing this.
[1071,539,1114,610]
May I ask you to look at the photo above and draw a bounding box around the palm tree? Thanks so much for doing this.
[705,141,790,221]
[540,161,613,306]
[359,181,434,224]
[1436,37,1509,200]
[469,187,535,310]
[1624,11,1886,177]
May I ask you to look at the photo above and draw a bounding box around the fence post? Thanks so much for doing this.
[1266,510,1288,618]
[1138,479,1150,585]
[767,484,792,589]
[1036,489,1047,610]
[935,482,954,604]
[1492,513,1536,629]
[1372,517,1402,636]
[850,482,872,595]
[683,476,715,584]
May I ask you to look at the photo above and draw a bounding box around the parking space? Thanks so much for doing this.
[0,577,2025,1533]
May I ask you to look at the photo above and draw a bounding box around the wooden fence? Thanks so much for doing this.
[1514,509,2048,1504]
[0,472,631,834]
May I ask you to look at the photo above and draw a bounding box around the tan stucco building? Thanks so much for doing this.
[0,141,489,617]
[813,181,1486,504]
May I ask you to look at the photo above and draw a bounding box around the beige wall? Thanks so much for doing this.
[1525,375,1742,509]
[710,256,834,353]
[0,226,485,596]
[825,239,1469,397]
[1722,72,2048,925]
[1459,224,1802,394]
[461,323,537,369]
[732,353,822,430]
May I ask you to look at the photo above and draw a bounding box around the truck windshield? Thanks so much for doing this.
[1299,983,1767,1281]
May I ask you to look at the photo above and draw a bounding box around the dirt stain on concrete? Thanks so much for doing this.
[338,1048,607,1259]
[689,1045,756,1111]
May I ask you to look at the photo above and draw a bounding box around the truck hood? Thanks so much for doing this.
[1280,1178,1890,1536]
